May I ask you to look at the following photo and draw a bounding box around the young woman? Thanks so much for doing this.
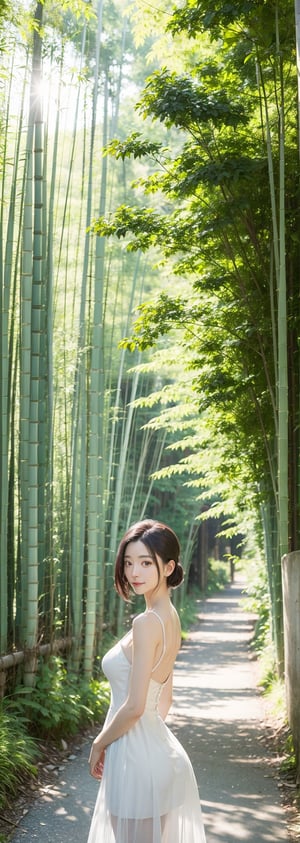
[87,519,206,843]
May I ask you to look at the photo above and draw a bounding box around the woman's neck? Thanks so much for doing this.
[144,589,170,611]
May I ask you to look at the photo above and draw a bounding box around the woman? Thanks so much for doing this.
[87,519,206,843]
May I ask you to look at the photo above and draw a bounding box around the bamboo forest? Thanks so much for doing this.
[1,0,300,807]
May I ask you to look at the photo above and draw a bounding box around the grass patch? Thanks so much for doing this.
[263,678,297,777]
[252,636,297,778]
[0,706,38,811]
[262,673,287,722]
[279,732,297,775]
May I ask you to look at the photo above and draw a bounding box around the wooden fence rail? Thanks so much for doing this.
[0,637,74,697]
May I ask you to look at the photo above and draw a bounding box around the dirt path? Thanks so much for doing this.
[10,579,289,842]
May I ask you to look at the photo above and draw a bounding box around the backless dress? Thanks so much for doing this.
[87,609,206,843]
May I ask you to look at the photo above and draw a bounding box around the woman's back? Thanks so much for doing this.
[120,604,181,686]
[89,612,206,843]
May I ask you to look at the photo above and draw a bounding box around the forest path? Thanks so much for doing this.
[172,579,288,842]
[10,579,289,842]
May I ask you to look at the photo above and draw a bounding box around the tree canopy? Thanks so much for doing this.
[93,0,299,672]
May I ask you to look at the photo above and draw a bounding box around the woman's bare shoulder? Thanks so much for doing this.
[132,611,160,634]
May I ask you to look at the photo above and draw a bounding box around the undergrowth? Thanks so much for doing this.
[207,557,231,593]
[242,558,298,778]
[4,656,110,740]
[0,706,38,811]
[179,588,200,635]
[0,656,110,818]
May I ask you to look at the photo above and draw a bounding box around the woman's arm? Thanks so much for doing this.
[89,613,161,777]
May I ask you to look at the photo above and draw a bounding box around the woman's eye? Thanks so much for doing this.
[143,560,152,566]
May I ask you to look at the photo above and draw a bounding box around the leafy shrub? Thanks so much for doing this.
[280,731,297,773]
[0,659,110,816]
[242,559,271,654]
[0,707,38,810]
[6,656,110,739]
[207,557,230,593]
[179,588,200,638]
[242,557,278,691]
[78,677,111,726]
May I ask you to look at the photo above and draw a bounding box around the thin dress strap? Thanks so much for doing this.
[148,610,166,672]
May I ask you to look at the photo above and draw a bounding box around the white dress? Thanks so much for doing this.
[87,610,206,843]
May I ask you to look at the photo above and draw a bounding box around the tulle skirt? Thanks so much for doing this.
[87,710,206,843]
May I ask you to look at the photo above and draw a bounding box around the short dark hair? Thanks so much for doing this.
[114,519,184,601]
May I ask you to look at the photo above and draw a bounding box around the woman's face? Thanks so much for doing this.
[123,540,162,597]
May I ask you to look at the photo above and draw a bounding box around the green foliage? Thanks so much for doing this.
[0,658,110,816]
[0,0,297,727]
[0,706,38,810]
[178,588,201,638]
[242,558,271,655]
[167,0,294,54]
[178,559,230,640]
[6,657,110,739]
[280,731,297,773]
[79,674,111,719]
[138,68,248,129]
[120,293,186,350]
[167,0,257,38]
[105,132,163,161]
[241,557,283,692]
[92,204,165,251]
[0,0,11,27]
[207,558,230,593]
[95,0,300,676]
[1,0,210,686]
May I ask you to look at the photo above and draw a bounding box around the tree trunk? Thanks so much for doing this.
[282,551,300,778]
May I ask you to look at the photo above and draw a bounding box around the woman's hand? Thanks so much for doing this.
[89,740,106,780]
